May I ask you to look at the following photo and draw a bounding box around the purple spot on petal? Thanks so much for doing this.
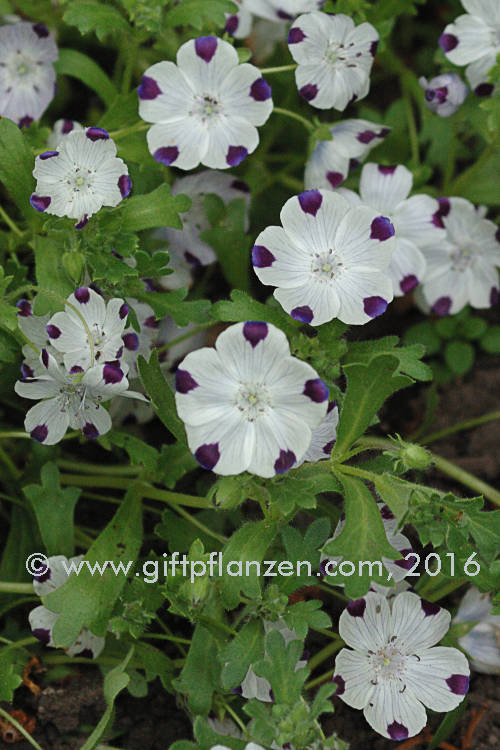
[298,189,322,216]
[33,561,50,582]
[327,171,344,188]
[31,424,48,443]
[357,130,376,144]
[86,127,109,141]
[39,150,59,160]
[252,244,275,267]
[250,77,272,101]
[231,179,250,193]
[154,146,179,166]
[379,127,391,138]
[243,321,268,348]
[144,315,158,329]
[381,504,395,520]
[225,15,239,35]
[41,349,49,368]
[137,75,162,100]
[119,303,129,320]
[364,296,388,318]
[195,36,218,63]
[118,174,132,198]
[30,194,51,212]
[347,598,366,617]
[226,145,248,166]
[274,449,296,474]
[370,40,379,56]
[75,286,90,304]
[231,685,243,695]
[370,216,395,241]
[475,82,494,97]
[175,369,199,393]
[46,324,61,339]
[446,674,469,695]
[332,675,345,695]
[69,365,84,374]
[388,722,409,741]
[421,599,441,616]
[437,197,451,216]
[276,9,293,19]
[19,115,33,129]
[122,332,139,351]
[432,296,452,316]
[303,378,329,403]
[83,422,99,439]
[349,158,360,171]
[61,119,74,134]
[322,439,335,455]
[288,27,306,44]
[299,83,318,101]
[195,442,220,470]
[16,299,32,317]
[394,548,414,570]
[33,23,49,37]
[75,215,88,230]
[33,628,51,644]
[103,364,124,384]
[400,274,418,293]
[490,287,499,307]
[378,165,396,175]
[291,305,313,323]
[439,33,458,52]
[21,364,35,379]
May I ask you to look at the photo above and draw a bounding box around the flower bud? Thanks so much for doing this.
[419,73,468,117]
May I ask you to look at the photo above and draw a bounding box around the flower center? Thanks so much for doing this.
[368,642,407,685]
[311,250,343,281]
[451,246,474,272]
[192,94,222,123]
[235,382,272,421]
[17,62,29,76]
[66,167,95,194]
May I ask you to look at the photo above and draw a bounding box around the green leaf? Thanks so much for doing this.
[403,321,441,356]
[219,619,265,688]
[268,465,342,517]
[192,716,247,750]
[280,516,331,592]
[444,340,475,376]
[138,350,186,444]
[480,324,500,353]
[55,48,117,102]
[451,148,500,205]
[254,629,307,705]
[427,698,468,750]
[164,0,237,29]
[115,184,191,232]
[462,316,487,340]
[283,600,331,639]
[200,197,252,292]
[323,474,400,598]
[98,92,140,131]
[211,290,298,337]
[33,233,74,314]
[138,287,211,327]
[64,1,131,40]
[23,463,80,558]
[80,647,134,750]
[0,648,23,701]
[373,473,415,520]
[98,430,159,474]
[342,336,432,381]
[45,487,142,646]
[0,116,36,220]
[333,354,412,458]
[175,624,220,715]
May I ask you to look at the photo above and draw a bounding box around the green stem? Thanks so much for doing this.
[121,41,137,94]
[443,129,457,194]
[57,459,140,476]
[273,106,314,132]
[170,502,227,544]
[0,707,44,750]
[279,174,304,193]
[0,205,23,236]
[108,121,149,140]
[0,431,38,439]
[307,637,344,672]
[403,85,419,166]
[59,474,211,508]
[0,635,38,648]
[0,582,34,594]
[220,698,249,738]
[305,668,334,691]
[141,633,191,645]
[260,63,297,74]
[0,445,21,480]
[420,411,500,446]
[0,596,38,619]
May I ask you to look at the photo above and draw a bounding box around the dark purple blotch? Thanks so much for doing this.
[75,286,90,304]
[83,422,100,439]
[19,115,34,129]
[195,442,220,470]
[46,324,61,339]
[288,27,306,44]
[75,214,89,230]
[347,598,366,617]
[119,303,129,320]
[432,296,452,316]
[394,548,414,570]
[400,274,418,293]
[299,83,318,102]
[439,33,459,52]
[226,145,248,167]
[154,145,180,166]
[370,216,395,241]
[39,150,59,160]
[380,504,395,520]
[33,23,49,37]
[75,648,94,659]
[370,40,379,56]
[137,75,162,100]
[30,194,51,212]
[86,127,109,141]
[378,165,396,175]
[62,119,74,134]
[475,82,494,97]
[274,449,296,474]
[41,349,49,368]
[231,179,250,193]
[16,299,32,317]
[298,189,322,216]
[252,245,275,268]
[103,364,124,384]
[327,171,344,188]
[421,599,441,616]
[446,674,469,695]
[118,174,132,198]
[303,378,329,403]
[195,36,218,63]
[243,321,268,348]
[21,364,35,379]
[31,424,48,443]
[322,439,335,455]
[387,722,409,741]
[490,287,499,307]
[32,628,51,644]
[122,332,139,351]
[332,675,345,695]
[175,369,199,394]
[225,15,239,35]
[250,78,272,101]
[291,305,313,324]
[364,296,388,318]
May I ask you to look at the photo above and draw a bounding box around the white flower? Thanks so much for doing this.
[239,620,306,701]
[46,286,130,372]
[138,36,273,170]
[28,554,105,659]
[46,118,84,148]
[156,170,251,290]
[120,300,158,378]
[439,0,500,95]
[419,197,500,315]
[30,127,131,229]
[212,745,264,750]
[453,586,500,674]
[15,349,145,445]
[304,119,390,191]
[296,400,338,466]
[16,298,62,378]
[419,73,468,117]
[252,189,395,326]
[175,321,329,477]
[334,591,470,740]
[0,21,58,127]
[224,1,253,38]
[321,503,414,589]
[245,0,323,23]
[337,163,445,296]
[288,12,378,110]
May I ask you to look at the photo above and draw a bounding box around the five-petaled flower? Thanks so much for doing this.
[288,11,379,110]
[419,196,500,316]
[175,321,329,477]
[30,127,131,229]
[439,0,500,96]
[252,189,395,326]
[453,586,500,675]
[47,118,84,148]
[419,73,468,117]
[337,163,445,296]
[333,591,470,740]
[0,20,58,127]
[305,119,390,191]
[138,36,273,170]
[29,555,105,659]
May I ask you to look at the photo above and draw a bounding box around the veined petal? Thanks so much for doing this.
[252,225,312,289]
[69,400,112,439]
[28,605,58,647]
[176,37,239,93]
[359,163,413,213]
[389,238,427,297]
[391,592,451,652]
[146,118,208,171]
[280,189,351,255]
[24,397,70,445]
[363,680,427,740]
[335,205,396,270]
[287,11,333,65]
[462,0,500,24]
[339,593,392,651]
[66,628,105,659]
[394,195,447,248]
[185,409,254,475]
[138,61,193,122]
[404,647,470,711]
[274,281,341,326]
[334,648,374,709]
[441,15,493,65]
[247,409,312,477]
[15,377,59,401]
[222,63,273,127]
[203,115,258,169]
